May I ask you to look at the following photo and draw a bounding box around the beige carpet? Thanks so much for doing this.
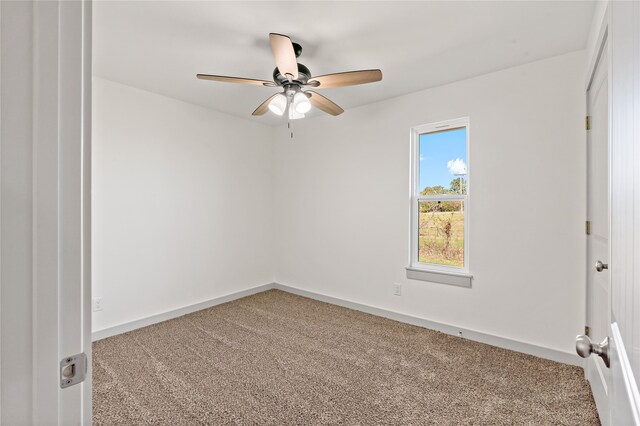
[93,289,599,425]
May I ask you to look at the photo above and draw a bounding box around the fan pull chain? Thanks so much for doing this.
[288,121,294,140]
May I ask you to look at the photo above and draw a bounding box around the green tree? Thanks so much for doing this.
[450,177,467,194]
[421,185,450,196]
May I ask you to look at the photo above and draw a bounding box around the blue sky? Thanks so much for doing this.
[419,127,467,191]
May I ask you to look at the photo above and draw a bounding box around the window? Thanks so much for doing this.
[407,118,471,287]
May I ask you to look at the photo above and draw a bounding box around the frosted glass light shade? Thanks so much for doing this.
[268,93,287,115]
[293,92,311,114]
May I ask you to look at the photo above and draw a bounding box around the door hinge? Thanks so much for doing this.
[585,221,591,235]
[585,326,590,336]
[60,352,87,389]
[586,116,591,130]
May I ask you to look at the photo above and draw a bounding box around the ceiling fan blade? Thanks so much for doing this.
[306,91,344,116]
[196,74,275,87]
[269,33,298,80]
[308,69,382,89]
[252,93,280,116]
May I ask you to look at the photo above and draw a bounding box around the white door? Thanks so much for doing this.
[580,3,640,424]
[609,1,640,424]
[584,35,611,424]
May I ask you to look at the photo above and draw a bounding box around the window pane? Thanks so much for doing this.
[418,200,464,267]
[419,128,467,196]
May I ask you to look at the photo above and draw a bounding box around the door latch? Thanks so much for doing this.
[595,260,609,272]
[60,352,87,388]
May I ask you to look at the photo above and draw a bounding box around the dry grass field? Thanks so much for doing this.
[418,210,464,267]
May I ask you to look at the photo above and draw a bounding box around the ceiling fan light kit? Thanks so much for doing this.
[288,106,305,121]
[197,33,383,121]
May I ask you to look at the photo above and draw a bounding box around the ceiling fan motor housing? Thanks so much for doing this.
[273,62,311,86]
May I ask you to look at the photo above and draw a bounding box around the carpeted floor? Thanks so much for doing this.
[93,289,599,425]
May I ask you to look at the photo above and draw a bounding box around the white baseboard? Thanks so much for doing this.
[273,283,582,367]
[91,283,275,341]
[92,281,581,367]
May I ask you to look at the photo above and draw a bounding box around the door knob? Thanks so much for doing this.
[576,334,610,368]
[595,260,608,272]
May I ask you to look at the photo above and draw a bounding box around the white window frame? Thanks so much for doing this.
[407,117,472,287]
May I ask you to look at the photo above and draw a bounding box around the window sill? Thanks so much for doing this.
[405,266,473,288]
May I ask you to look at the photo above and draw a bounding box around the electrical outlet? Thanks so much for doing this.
[393,283,402,296]
[92,297,103,312]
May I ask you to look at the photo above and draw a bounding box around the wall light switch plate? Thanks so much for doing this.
[393,283,402,296]
[92,297,103,312]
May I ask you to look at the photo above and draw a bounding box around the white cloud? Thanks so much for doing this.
[447,158,467,175]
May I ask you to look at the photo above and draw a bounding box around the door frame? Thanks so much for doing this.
[0,1,92,424]
[35,2,92,423]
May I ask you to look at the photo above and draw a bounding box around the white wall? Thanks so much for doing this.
[274,51,586,356]
[92,78,274,332]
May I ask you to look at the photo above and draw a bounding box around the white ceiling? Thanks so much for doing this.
[93,1,596,125]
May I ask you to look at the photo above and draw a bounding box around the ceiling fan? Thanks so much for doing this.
[196,33,382,119]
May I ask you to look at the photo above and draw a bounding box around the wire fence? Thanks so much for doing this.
[418,228,464,245]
